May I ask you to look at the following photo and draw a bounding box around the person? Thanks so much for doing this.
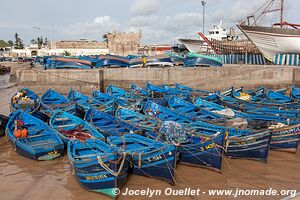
[142,55,147,68]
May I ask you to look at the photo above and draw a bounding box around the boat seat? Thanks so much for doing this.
[26,134,46,139]
[55,118,70,121]
[28,140,55,148]
[74,154,101,159]
[55,124,76,128]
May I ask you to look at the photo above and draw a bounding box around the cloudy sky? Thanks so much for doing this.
[1,0,299,45]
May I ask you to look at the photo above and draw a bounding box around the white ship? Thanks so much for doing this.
[237,0,300,61]
[179,22,228,54]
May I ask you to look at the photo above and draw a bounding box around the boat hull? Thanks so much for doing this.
[68,140,129,199]
[238,25,300,61]
[131,146,176,183]
[6,111,64,160]
[179,134,225,171]
[226,130,271,161]
[271,124,300,153]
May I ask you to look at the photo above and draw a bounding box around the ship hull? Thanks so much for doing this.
[238,25,300,61]
[179,39,206,53]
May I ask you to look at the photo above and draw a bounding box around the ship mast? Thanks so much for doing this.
[280,0,284,28]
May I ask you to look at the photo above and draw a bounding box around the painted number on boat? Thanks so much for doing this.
[200,143,216,151]
[146,155,163,162]
[85,174,107,180]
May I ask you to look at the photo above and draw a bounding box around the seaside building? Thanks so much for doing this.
[106,30,142,56]
[0,40,12,56]
[138,44,172,56]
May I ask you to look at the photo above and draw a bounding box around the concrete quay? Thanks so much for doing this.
[8,63,300,94]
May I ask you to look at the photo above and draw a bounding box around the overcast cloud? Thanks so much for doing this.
[0,0,299,45]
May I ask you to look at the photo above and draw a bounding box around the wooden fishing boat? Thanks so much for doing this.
[47,57,93,69]
[291,86,300,99]
[167,95,224,121]
[269,124,300,153]
[11,88,40,113]
[115,108,160,134]
[129,54,174,68]
[106,85,144,106]
[84,109,136,137]
[0,114,9,137]
[50,110,105,143]
[107,133,177,183]
[130,84,150,97]
[183,53,223,67]
[67,89,91,110]
[175,83,211,95]
[143,101,193,125]
[144,101,271,161]
[157,121,225,171]
[91,90,127,114]
[67,139,129,198]
[41,88,71,114]
[68,89,112,113]
[193,98,300,153]
[6,110,64,160]
[178,134,225,171]
[96,54,130,68]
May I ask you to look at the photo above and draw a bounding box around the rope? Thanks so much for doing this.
[96,152,126,177]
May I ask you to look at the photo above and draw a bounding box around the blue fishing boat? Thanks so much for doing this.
[129,54,174,68]
[184,53,223,67]
[266,90,293,103]
[178,133,224,171]
[161,85,190,98]
[50,110,105,143]
[157,121,225,171]
[65,104,86,119]
[130,83,150,97]
[291,86,300,99]
[225,130,271,161]
[115,108,160,133]
[269,124,300,153]
[194,97,300,153]
[118,106,225,171]
[91,90,127,114]
[143,101,193,125]
[106,85,142,103]
[167,95,224,121]
[48,57,93,69]
[6,110,64,160]
[146,82,167,94]
[96,54,129,68]
[67,89,91,110]
[84,109,136,137]
[41,88,71,114]
[107,133,177,183]
[167,52,185,66]
[175,83,211,95]
[144,101,271,161]
[11,88,40,113]
[68,139,129,198]
[0,114,9,137]
[189,121,272,161]
[106,85,128,99]
[68,89,108,113]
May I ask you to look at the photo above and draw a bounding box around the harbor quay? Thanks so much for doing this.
[10,62,300,95]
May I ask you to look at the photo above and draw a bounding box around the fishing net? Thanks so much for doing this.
[159,121,189,144]
[60,125,94,142]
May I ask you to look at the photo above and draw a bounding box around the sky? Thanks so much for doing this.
[0,0,299,45]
